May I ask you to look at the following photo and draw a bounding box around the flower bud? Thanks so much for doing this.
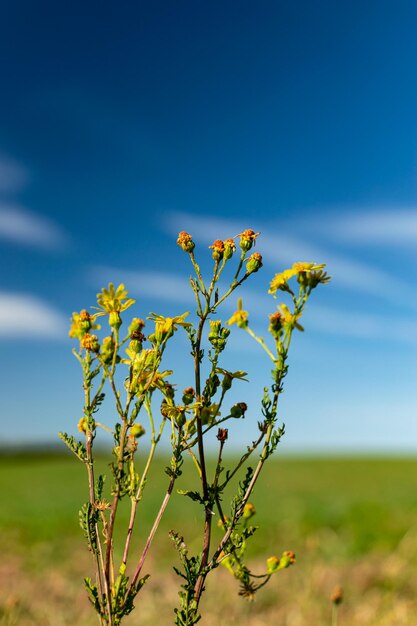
[224,238,236,259]
[243,502,256,519]
[331,586,344,606]
[177,231,195,253]
[238,229,260,252]
[80,333,100,353]
[266,556,280,574]
[129,318,145,334]
[246,252,263,274]
[109,311,122,330]
[129,337,143,353]
[268,311,283,336]
[130,423,146,438]
[176,409,187,427]
[209,239,225,261]
[182,387,195,405]
[101,336,116,364]
[217,428,228,442]
[77,417,88,433]
[230,402,247,418]
[280,551,296,568]
[79,310,92,332]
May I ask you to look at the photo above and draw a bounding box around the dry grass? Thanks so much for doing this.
[2,455,417,625]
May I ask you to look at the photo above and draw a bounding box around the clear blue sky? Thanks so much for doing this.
[0,1,416,452]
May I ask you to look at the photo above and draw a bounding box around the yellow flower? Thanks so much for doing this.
[227,298,248,328]
[95,283,135,316]
[148,312,191,343]
[292,262,325,274]
[268,269,296,295]
[243,502,256,519]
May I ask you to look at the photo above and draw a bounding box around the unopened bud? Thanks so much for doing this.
[217,428,228,442]
[243,502,256,519]
[331,586,343,606]
[129,318,145,334]
[238,229,260,252]
[79,310,92,332]
[209,239,225,261]
[230,402,247,418]
[109,311,122,330]
[130,423,146,438]
[246,252,263,274]
[182,387,195,405]
[177,231,195,253]
[268,311,283,336]
[223,238,236,260]
[80,333,100,353]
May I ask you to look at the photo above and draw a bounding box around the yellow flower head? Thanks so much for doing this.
[148,312,191,344]
[227,298,248,328]
[243,502,256,519]
[292,262,325,274]
[95,283,135,317]
[268,269,296,295]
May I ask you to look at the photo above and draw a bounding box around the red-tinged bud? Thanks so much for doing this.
[238,229,260,252]
[224,238,236,260]
[246,252,263,274]
[331,586,344,605]
[177,231,195,253]
[80,333,100,353]
[217,428,228,442]
[182,387,195,405]
[209,239,225,261]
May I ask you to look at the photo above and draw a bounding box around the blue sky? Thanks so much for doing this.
[0,1,416,452]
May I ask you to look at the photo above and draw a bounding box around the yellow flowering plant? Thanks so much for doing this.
[60,229,330,626]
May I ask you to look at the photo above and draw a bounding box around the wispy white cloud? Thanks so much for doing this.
[0,154,29,193]
[0,292,67,338]
[0,204,70,250]
[89,265,416,345]
[323,207,417,246]
[164,211,415,307]
[89,267,194,305]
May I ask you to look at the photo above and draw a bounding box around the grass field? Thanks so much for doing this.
[1,453,417,625]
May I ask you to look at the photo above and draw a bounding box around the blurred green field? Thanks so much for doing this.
[2,453,417,625]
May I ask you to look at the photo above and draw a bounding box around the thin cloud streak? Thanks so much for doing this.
[324,207,417,246]
[165,211,414,307]
[89,267,416,345]
[89,267,194,305]
[0,292,67,338]
[0,204,70,250]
